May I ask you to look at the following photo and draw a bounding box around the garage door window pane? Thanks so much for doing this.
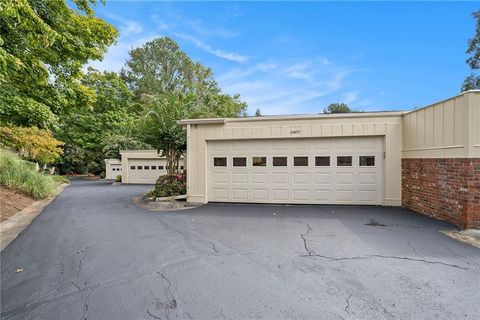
[137,166,142,169]
[130,166,135,170]
[294,157,308,166]
[252,157,267,166]
[144,166,150,170]
[233,157,246,167]
[273,157,287,166]
[159,166,164,170]
[315,156,330,166]
[337,156,352,166]
[214,157,227,166]
[151,166,156,170]
[359,156,375,166]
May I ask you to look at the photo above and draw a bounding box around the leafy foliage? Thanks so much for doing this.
[255,108,262,117]
[124,37,247,175]
[0,126,63,164]
[141,94,189,175]
[56,69,137,173]
[462,10,480,91]
[0,149,56,199]
[0,0,118,129]
[150,174,186,198]
[323,103,352,114]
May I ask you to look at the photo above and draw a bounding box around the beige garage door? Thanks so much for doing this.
[207,137,384,205]
[128,159,167,184]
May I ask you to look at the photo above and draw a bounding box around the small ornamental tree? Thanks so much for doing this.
[141,94,189,175]
[0,126,63,164]
[462,10,480,91]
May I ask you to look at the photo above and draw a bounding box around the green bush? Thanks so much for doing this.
[115,175,122,183]
[52,175,70,184]
[0,149,56,199]
[150,174,186,198]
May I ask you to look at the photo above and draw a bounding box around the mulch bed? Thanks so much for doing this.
[0,187,35,222]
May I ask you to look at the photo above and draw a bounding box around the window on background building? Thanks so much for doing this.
[294,156,308,166]
[315,156,330,166]
[180,166,184,170]
[359,156,375,166]
[214,157,227,166]
[337,156,352,166]
[233,157,247,167]
[273,157,287,167]
[252,157,267,166]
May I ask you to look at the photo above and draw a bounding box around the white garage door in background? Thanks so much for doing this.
[207,137,384,205]
[128,159,167,184]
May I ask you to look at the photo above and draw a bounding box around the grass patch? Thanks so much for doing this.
[0,149,56,199]
[52,175,70,184]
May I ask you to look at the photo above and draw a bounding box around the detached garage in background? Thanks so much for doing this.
[120,150,184,184]
[104,159,122,179]
[179,91,480,228]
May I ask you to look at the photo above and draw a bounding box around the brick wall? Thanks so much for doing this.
[402,158,480,229]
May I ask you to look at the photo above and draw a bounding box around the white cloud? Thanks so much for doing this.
[175,33,248,63]
[217,59,368,115]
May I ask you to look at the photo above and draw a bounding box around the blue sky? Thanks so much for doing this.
[89,1,479,115]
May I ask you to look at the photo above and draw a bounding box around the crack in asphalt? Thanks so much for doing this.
[209,241,219,253]
[299,253,469,269]
[344,294,352,314]
[81,289,93,320]
[407,241,422,258]
[146,309,162,319]
[300,224,316,256]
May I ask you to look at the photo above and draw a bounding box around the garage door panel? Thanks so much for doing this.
[213,189,228,200]
[293,190,310,201]
[337,173,353,184]
[313,190,332,201]
[293,173,309,184]
[252,189,268,200]
[314,173,332,184]
[252,173,268,183]
[272,189,289,201]
[232,173,248,184]
[232,189,248,200]
[213,173,228,184]
[207,137,383,205]
[273,173,288,184]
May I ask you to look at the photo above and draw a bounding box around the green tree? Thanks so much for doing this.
[56,68,137,173]
[462,10,480,91]
[323,103,352,114]
[123,37,247,174]
[255,108,262,117]
[141,94,189,175]
[0,0,118,129]
[0,126,63,164]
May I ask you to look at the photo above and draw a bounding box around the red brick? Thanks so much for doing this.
[402,158,480,229]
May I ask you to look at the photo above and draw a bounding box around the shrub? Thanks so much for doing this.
[99,171,106,179]
[0,149,56,199]
[51,175,70,184]
[115,175,122,183]
[150,174,186,198]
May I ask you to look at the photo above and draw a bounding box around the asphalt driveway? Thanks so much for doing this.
[1,179,479,320]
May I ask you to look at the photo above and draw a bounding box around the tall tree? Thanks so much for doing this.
[323,103,351,114]
[123,37,247,174]
[462,10,480,91]
[0,0,118,129]
[56,68,137,173]
[255,108,262,117]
